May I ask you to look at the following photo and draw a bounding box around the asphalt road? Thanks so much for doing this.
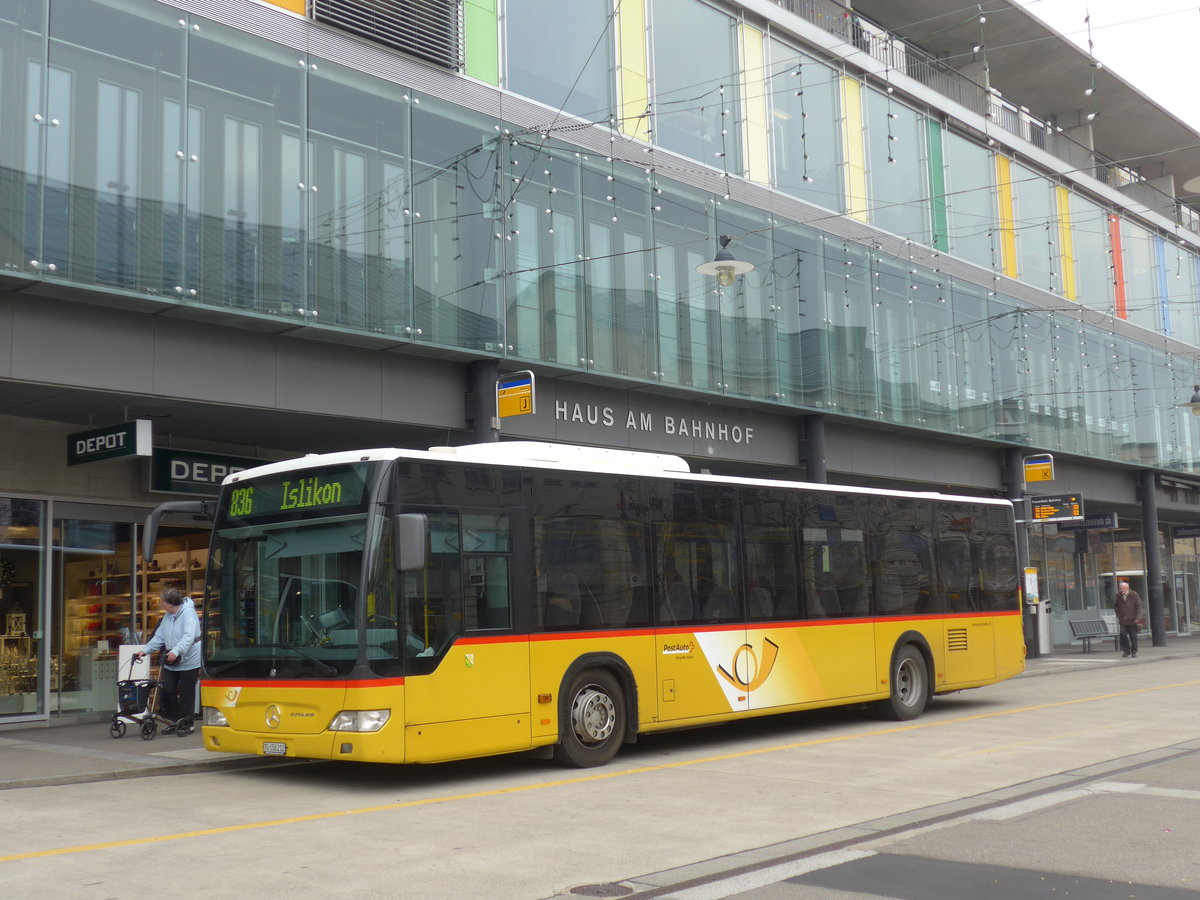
[2,654,1199,899]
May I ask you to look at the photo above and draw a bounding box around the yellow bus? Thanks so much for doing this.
[150,442,1024,768]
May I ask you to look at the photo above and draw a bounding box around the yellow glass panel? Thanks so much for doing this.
[840,76,867,222]
[739,23,768,184]
[616,0,650,141]
[995,154,1018,278]
[1055,185,1078,300]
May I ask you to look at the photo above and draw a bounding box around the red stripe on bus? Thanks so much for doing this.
[203,678,405,690]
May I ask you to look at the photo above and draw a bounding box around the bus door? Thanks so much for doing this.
[656,522,750,722]
[400,509,530,762]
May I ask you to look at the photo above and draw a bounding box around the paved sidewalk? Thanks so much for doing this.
[1,637,1196,790]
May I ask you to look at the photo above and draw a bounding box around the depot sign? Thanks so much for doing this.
[67,420,152,466]
[150,448,263,496]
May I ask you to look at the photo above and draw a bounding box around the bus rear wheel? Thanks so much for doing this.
[875,644,929,721]
[553,668,625,768]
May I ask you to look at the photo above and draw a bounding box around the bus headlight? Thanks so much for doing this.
[202,707,228,727]
[329,710,391,732]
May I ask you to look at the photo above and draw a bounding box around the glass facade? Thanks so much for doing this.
[2,0,1200,476]
[0,499,45,717]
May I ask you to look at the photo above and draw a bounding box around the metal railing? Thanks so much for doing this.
[769,0,1198,236]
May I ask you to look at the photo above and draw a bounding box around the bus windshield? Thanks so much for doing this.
[203,461,382,678]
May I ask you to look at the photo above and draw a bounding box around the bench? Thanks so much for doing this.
[1068,618,1119,653]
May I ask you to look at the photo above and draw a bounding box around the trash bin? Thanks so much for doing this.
[1034,599,1053,654]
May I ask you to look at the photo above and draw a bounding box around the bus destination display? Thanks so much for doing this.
[225,465,370,522]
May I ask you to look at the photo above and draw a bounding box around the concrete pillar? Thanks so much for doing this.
[465,359,500,443]
[801,415,827,483]
[1004,447,1036,657]
[1138,469,1168,646]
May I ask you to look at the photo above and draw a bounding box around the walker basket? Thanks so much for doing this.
[117,680,152,716]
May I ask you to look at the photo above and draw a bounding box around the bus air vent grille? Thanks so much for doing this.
[947,628,969,651]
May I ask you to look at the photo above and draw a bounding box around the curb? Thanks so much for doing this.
[0,755,299,791]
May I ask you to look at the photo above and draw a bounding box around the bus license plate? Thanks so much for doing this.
[262,741,287,756]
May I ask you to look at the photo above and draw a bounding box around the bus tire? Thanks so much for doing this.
[875,644,929,721]
[553,668,626,768]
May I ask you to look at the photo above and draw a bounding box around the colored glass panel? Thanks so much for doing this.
[464,0,499,86]
[1055,186,1077,300]
[840,75,867,222]
[739,23,768,184]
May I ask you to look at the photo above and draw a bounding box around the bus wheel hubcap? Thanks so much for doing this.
[897,659,921,706]
[571,687,616,744]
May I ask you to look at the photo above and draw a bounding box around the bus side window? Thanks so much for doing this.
[462,512,511,631]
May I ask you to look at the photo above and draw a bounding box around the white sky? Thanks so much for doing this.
[1013,0,1200,131]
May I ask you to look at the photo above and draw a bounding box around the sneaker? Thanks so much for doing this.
[1122,652,1130,658]
[161,723,177,736]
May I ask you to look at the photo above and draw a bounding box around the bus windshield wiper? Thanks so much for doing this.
[253,643,338,675]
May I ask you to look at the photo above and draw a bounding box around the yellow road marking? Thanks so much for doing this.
[4,678,1199,864]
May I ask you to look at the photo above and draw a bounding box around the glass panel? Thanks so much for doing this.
[767,39,841,211]
[952,278,995,439]
[774,223,827,408]
[0,0,45,272]
[650,0,740,173]
[652,179,710,388]
[1079,324,1117,461]
[822,239,876,417]
[40,63,71,273]
[410,95,501,350]
[991,300,1026,444]
[505,0,611,120]
[504,141,583,365]
[864,88,926,242]
[0,498,45,717]
[43,0,184,291]
[942,131,996,270]
[308,59,410,331]
[1121,220,1162,335]
[580,157,653,376]
[1012,162,1056,293]
[1108,333,1136,460]
[1165,241,1199,347]
[53,518,131,717]
[716,203,774,399]
[186,16,303,313]
[1022,310,1058,449]
[1069,191,1112,310]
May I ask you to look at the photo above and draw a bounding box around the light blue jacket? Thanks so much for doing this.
[143,597,201,671]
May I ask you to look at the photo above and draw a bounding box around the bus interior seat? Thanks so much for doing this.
[701,585,737,621]
[660,574,694,623]
[748,585,773,618]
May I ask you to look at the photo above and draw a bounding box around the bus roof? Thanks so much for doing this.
[224,442,1013,509]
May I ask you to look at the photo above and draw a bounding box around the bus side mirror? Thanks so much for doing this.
[394,513,429,572]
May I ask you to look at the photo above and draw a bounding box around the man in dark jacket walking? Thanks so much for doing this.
[1114,581,1143,658]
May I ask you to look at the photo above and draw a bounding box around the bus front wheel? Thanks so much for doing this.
[875,644,929,721]
[553,668,625,768]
